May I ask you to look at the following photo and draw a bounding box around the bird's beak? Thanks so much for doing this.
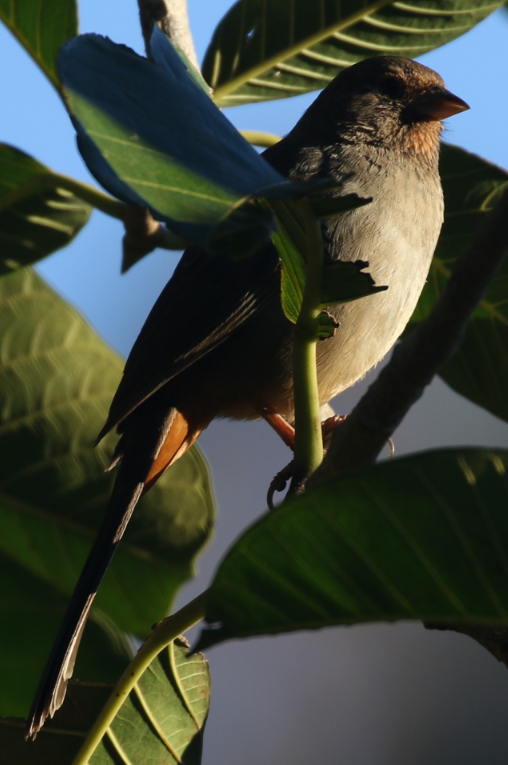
[413,87,470,121]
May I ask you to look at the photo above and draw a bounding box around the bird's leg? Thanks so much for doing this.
[265,411,347,507]
[259,407,296,450]
[261,407,351,453]
[264,409,394,508]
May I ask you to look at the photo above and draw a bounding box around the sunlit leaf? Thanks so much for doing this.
[203,0,502,107]
[1,639,210,764]
[0,0,77,89]
[317,310,339,339]
[271,217,305,324]
[271,195,382,323]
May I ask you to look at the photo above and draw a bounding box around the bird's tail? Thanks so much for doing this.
[25,408,200,739]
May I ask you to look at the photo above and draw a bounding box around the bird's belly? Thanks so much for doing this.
[316,244,433,403]
[217,238,435,424]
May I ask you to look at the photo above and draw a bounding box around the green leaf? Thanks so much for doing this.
[58,32,286,250]
[0,269,214,715]
[271,212,306,323]
[0,686,111,765]
[1,639,210,764]
[203,0,502,107]
[0,0,77,89]
[0,144,92,273]
[196,449,508,650]
[0,551,131,717]
[207,200,275,259]
[271,196,383,323]
[317,310,339,339]
[68,88,242,224]
[408,144,508,422]
[150,26,212,98]
[59,32,353,255]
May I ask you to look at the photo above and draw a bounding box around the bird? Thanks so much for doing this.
[26,55,468,738]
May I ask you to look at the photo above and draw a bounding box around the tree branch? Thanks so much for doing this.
[122,206,185,272]
[137,0,199,70]
[311,187,508,483]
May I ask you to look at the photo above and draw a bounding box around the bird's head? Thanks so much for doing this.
[310,56,469,161]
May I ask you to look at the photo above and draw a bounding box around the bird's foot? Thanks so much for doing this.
[266,415,349,509]
[267,460,295,510]
[265,408,394,509]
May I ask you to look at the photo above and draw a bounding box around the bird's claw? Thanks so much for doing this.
[267,460,295,510]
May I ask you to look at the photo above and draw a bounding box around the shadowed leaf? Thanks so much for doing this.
[320,260,386,308]
[310,194,372,220]
[0,552,131,717]
[0,144,91,273]
[0,269,214,716]
[57,30,359,258]
[409,144,508,422]
[196,449,508,650]
[58,30,284,249]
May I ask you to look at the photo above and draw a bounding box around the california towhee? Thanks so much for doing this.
[26,55,468,737]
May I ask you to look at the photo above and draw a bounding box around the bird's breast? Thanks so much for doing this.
[315,154,443,403]
[215,148,444,423]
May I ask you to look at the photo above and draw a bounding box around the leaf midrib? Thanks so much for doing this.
[212,0,393,101]
[0,7,60,91]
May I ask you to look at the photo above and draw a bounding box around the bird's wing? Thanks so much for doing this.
[99,241,280,438]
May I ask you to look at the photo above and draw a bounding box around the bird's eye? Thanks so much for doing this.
[381,76,405,99]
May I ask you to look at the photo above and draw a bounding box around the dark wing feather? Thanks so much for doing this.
[98,240,280,439]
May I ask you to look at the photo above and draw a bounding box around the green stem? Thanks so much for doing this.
[240,130,281,148]
[292,200,324,483]
[71,591,208,765]
[3,173,188,249]
[51,174,126,218]
[0,172,126,219]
